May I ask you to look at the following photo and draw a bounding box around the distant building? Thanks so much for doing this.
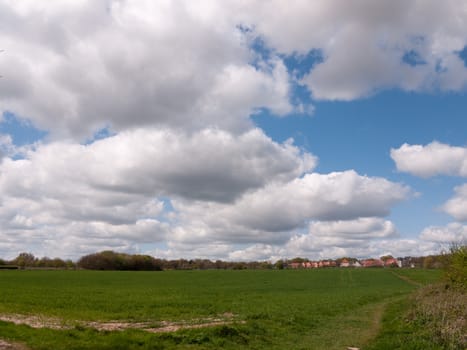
[361,259,383,268]
[340,259,350,267]
[383,258,399,267]
[289,262,301,269]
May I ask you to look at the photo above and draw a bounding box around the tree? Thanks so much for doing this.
[77,251,163,271]
[274,260,285,270]
[423,256,434,269]
[444,244,466,288]
[13,252,36,269]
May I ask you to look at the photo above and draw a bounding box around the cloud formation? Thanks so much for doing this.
[2,1,467,141]
[0,1,292,139]
[247,0,467,99]
[391,142,467,178]
[2,1,458,261]
[166,171,409,249]
[442,184,467,222]
[420,222,467,243]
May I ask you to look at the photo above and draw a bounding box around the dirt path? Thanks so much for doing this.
[0,312,241,334]
[0,339,28,350]
[343,301,387,349]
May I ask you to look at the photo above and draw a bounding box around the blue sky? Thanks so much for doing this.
[0,1,466,261]
[256,90,467,232]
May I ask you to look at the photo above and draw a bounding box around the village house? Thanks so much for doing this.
[340,259,350,267]
[383,258,400,267]
[353,261,362,268]
[361,259,384,268]
[289,262,301,269]
[287,257,402,269]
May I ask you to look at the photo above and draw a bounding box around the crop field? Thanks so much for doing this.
[0,269,440,350]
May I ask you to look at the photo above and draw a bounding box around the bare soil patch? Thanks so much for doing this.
[0,312,241,334]
[0,339,28,350]
[0,314,66,330]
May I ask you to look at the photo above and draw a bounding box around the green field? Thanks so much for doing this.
[0,269,440,349]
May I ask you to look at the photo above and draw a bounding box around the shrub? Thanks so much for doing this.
[408,284,466,349]
[444,244,466,289]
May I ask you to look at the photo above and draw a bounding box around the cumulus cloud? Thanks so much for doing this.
[245,0,467,100]
[309,218,397,239]
[1,1,440,260]
[442,184,467,221]
[391,142,467,177]
[0,1,293,139]
[168,171,409,246]
[222,237,441,263]
[283,235,441,261]
[0,127,314,204]
[2,1,467,140]
[284,218,397,257]
[391,142,467,224]
[228,244,280,262]
[0,127,316,258]
[420,222,467,243]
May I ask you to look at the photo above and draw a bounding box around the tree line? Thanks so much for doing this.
[0,249,462,271]
[0,251,276,271]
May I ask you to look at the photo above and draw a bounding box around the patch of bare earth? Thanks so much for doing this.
[0,312,241,334]
[0,314,67,330]
[0,339,28,350]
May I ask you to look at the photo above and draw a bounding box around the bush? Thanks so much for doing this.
[444,244,466,289]
[408,284,466,349]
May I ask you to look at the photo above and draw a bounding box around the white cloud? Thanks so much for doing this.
[391,142,467,224]
[420,222,467,243]
[1,1,449,261]
[153,241,233,262]
[222,236,441,262]
[168,171,409,246]
[391,142,467,177]
[284,235,441,261]
[0,127,316,258]
[245,0,467,100]
[0,127,314,204]
[0,1,293,139]
[442,184,467,221]
[284,218,397,257]
[309,218,397,239]
[228,244,280,262]
[2,1,467,140]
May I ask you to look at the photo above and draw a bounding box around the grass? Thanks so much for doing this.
[367,284,466,350]
[0,269,439,349]
[390,268,443,285]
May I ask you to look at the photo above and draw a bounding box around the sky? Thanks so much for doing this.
[0,0,466,261]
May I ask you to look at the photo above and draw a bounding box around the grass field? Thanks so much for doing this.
[0,269,440,349]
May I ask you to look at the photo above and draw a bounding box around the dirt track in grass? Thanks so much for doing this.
[0,312,242,334]
[0,339,28,350]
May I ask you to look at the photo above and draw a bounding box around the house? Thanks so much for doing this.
[353,261,362,268]
[384,258,399,267]
[289,262,301,269]
[361,259,383,268]
[340,259,350,267]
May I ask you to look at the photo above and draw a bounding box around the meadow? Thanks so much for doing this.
[0,268,441,349]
